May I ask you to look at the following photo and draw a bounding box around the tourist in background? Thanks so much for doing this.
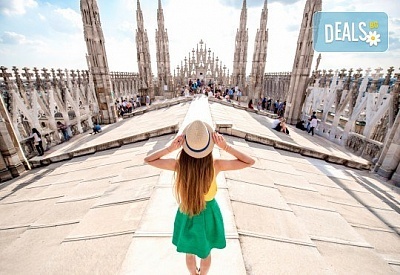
[267,97,272,111]
[248,99,253,109]
[272,116,282,129]
[144,120,254,275]
[274,100,280,114]
[296,120,307,131]
[92,123,102,134]
[30,128,44,156]
[237,89,242,105]
[306,111,317,132]
[261,97,266,110]
[256,98,262,111]
[308,116,318,136]
[146,95,150,107]
[57,121,70,141]
[272,117,289,135]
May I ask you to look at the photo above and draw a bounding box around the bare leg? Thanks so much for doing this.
[199,254,211,275]
[281,123,287,134]
[186,254,198,275]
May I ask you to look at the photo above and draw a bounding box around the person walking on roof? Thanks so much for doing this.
[144,120,255,275]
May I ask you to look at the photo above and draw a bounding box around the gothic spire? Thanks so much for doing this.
[136,0,153,95]
[157,0,165,31]
[136,0,144,31]
[284,0,322,124]
[232,0,248,92]
[240,0,247,25]
[80,0,117,123]
[249,0,269,100]
[155,0,171,96]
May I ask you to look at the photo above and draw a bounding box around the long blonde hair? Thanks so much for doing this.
[174,149,214,216]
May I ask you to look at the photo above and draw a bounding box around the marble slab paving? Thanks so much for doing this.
[267,170,317,191]
[314,240,396,275]
[57,177,113,203]
[357,173,400,196]
[65,201,147,240]
[118,238,246,275]
[228,179,292,211]
[239,236,334,274]
[331,203,395,230]
[31,198,96,226]
[298,172,341,188]
[46,166,117,183]
[321,168,354,180]
[232,201,312,242]
[94,176,158,207]
[224,167,275,188]
[290,161,328,175]
[0,173,38,194]
[348,191,396,211]
[0,224,76,274]
[119,163,160,180]
[248,141,280,155]
[258,158,302,176]
[370,208,400,232]
[0,199,59,229]
[30,180,80,201]
[290,205,370,244]
[312,184,365,207]
[41,234,133,274]
[253,151,285,165]
[277,185,336,211]
[327,177,372,193]
[133,187,177,235]
[280,151,315,164]
[24,176,80,189]
[0,183,52,204]
[0,227,27,255]
[354,227,400,263]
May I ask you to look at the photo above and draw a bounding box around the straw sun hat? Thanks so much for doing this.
[182,120,215,159]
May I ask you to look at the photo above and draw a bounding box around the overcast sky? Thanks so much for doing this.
[0,0,399,76]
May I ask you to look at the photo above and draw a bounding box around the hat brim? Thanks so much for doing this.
[182,121,215,159]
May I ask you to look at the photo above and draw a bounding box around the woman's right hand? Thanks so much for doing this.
[213,132,227,150]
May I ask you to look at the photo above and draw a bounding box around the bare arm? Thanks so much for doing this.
[212,132,255,173]
[143,134,184,171]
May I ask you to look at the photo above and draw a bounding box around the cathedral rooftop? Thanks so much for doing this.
[0,96,399,274]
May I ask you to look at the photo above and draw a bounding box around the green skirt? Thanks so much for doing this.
[172,199,226,259]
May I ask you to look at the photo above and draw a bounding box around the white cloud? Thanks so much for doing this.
[105,36,136,71]
[38,13,46,21]
[0,31,26,44]
[164,0,238,68]
[50,8,83,33]
[117,20,135,34]
[0,0,37,15]
[1,32,86,70]
[0,31,44,46]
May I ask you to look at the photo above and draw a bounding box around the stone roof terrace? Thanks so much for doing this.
[0,96,399,274]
